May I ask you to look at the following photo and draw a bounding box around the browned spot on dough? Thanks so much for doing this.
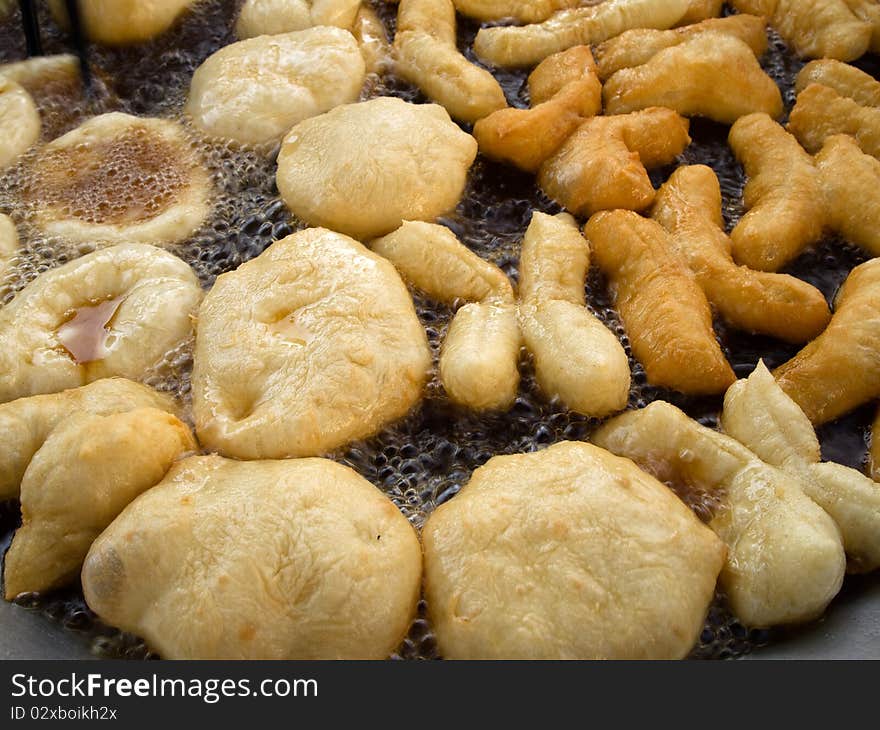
[238,624,256,642]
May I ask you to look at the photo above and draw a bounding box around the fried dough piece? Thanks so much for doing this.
[0,244,202,404]
[816,134,880,257]
[595,14,767,80]
[723,361,880,572]
[844,0,880,52]
[235,0,362,37]
[0,78,39,170]
[82,456,422,659]
[473,46,602,173]
[518,212,630,417]
[872,409,880,482]
[49,0,196,45]
[4,408,195,599]
[795,59,880,107]
[775,259,880,424]
[731,0,871,60]
[276,97,477,240]
[353,4,392,75]
[728,113,824,271]
[192,228,430,459]
[678,0,724,24]
[586,210,734,394]
[592,401,846,627]
[394,0,506,123]
[0,213,17,282]
[423,441,725,659]
[651,165,831,342]
[452,0,580,23]
[370,220,520,411]
[789,83,880,159]
[603,34,783,124]
[538,107,691,217]
[473,0,691,68]
[187,29,366,147]
[0,378,179,501]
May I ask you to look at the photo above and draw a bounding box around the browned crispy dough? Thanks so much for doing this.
[538,107,690,217]
[677,0,725,24]
[795,59,880,107]
[651,165,831,343]
[775,258,880,424]
[585,210,735,394]
[473,46,602,173]
[844,0,880,53]
[789,83,880,159]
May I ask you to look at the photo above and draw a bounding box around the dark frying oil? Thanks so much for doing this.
[0,0,877,660]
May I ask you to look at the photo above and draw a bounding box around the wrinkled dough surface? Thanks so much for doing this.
[192,228,430,459]
[82,455,423,659]
[423,441,725,659]
[592,401,846,628]
[276,97,476,240]
[0,244,202,404]
[4,407,194,598]
[586,210,734,394]
[796,59,880,107]
[187,28,366,147]
[844,0,880,52]
[0,79,39,170]
[603,33,783,124]
[789,83,880,160]
[235,0,362,37]
[25,112,212,246]
[49,0,195,45]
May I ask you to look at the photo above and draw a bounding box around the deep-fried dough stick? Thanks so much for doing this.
[539,107,691,217]
[595,14,767,81]
[728,113,824,272]
[393,0,505,123]
[518,212,630,417]
[603,33,783,124]
[651,165,831,343]
[775,258,880,424]
[452,0,580,23]
[473,0,691,69]
[789,83,880,159]
[795,59,880,107]
[473,46,602,173]
[586,210,735,394]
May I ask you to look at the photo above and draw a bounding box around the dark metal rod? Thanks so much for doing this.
[18,0,42,57]
[64,0,91,89]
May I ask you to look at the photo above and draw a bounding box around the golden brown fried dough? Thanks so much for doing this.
[678,0,724,24]
[775,259,880,424]
[795,59,880,107]
[518,212,630,417]
[595,14,767,81]
[473,0,691,68]
[728,113,824,271]
[538,108,690,217]
[473,46,602,173]
[0,78,39,170]
[593,401,846,627]
[651,165,831,343]
[816,134,880,258]
[393,0,505,123]
[423,441,725,659]
[844,0,880,52]
[731,0,871,60]
[723,361,880,573]
[49,0,196,45]
[789,83,880,159]
[586,210,735,394]
[452,0,579,23]
[603,33,783,124]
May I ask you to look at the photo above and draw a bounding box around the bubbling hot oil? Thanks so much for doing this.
[0,0,876,660]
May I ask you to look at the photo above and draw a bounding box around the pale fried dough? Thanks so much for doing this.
[789,83,880,159]
[795,59,880,107]
[0,78,39,170]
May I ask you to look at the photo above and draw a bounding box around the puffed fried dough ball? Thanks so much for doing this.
[0,78,39,170]
[731,0,871,61]
[518,212,630,417]
[0,244,202,404]
[192,228,430,459]
[49,0,195,45]
[651,165,831,343]
[594,13,767,81]
[727,113,824,272]
[586,210,735,395]
[393,0,505,123]
[775,259,880,425]
[0,213,17,281]
[538,107,691,217]
[722,361,880,573]
[603,33,783,124]
[4,408,195,599]
[186,28,365,148]
[795,59,880,107]
[0,378,180,501]
[473,46,602,173]
[235,0,362,37]
[592,401,846,628]
[423,441,725,659]
[473,0,692,68]
[24,113,211,246]
[276,97,477,240]
[789,83,880,159]
[82,455,423,659]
